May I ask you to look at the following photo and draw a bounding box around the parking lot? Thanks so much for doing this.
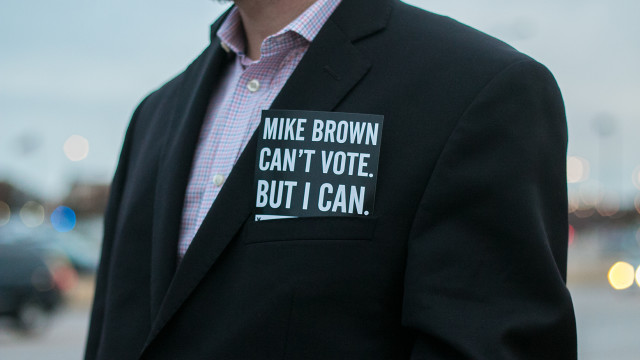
[0,306,88,360]
[0,282,638,360]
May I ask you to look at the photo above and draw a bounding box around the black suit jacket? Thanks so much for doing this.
[85,0,577,358]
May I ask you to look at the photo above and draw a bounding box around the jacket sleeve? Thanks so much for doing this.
[84,97,148,360]
[402,59,577,359]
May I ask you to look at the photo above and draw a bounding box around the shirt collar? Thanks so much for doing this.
[217,0,342,58]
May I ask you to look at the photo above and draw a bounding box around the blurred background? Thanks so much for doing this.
[0,0,638,358]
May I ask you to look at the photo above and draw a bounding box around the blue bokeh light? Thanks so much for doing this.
[51,206,76,232]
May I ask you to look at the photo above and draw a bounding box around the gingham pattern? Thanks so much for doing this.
[178,0,342,258]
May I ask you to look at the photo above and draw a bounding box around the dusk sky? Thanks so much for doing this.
[1,0,639,203]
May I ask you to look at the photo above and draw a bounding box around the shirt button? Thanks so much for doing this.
[212,174,225,186]
[247,79,260,92]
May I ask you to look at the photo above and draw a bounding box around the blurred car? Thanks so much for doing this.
[0,227,100,274]
[0,243,64,334]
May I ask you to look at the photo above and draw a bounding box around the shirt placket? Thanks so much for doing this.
[193,58,274,226]
[179,0,342,257]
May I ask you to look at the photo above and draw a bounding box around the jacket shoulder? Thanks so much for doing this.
[132,44,214,127]
[388,1,533,68]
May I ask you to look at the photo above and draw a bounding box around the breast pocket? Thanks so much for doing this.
[242,216,378,245]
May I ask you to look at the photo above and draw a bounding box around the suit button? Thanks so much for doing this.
[247,79,260,92]
[212,174,225,186]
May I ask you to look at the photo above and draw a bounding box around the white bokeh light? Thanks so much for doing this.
[579,181,603,208]
[632,166,640,191]
[608,261,635,290]
[63,135,90,162]
[0,201,10,227]
[567,156,590,184]
[20,201,45,228]
[596,191,620,217]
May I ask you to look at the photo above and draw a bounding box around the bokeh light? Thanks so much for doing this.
[63,135,90,161]
[0,201,10,227]
[51,264,79,292]
[596,192,620,217]
[573,208,596,219]
[567,156,590,183]
[50,206,77,232]
[578,181,602,208]
[608,261,636,290]
[567,189,579,213]
[568,225,575,246]
[19,201,45,228]
[633,166,640,191]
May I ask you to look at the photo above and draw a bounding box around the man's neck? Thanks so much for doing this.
[234,0,318,60]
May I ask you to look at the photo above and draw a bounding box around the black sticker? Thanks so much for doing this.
[253,110,383,220]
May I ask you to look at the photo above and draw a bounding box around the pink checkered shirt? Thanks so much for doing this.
[178,0,342,258]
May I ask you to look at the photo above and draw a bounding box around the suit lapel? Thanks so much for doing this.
[149,29,233,320]
[144,0,392,351]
